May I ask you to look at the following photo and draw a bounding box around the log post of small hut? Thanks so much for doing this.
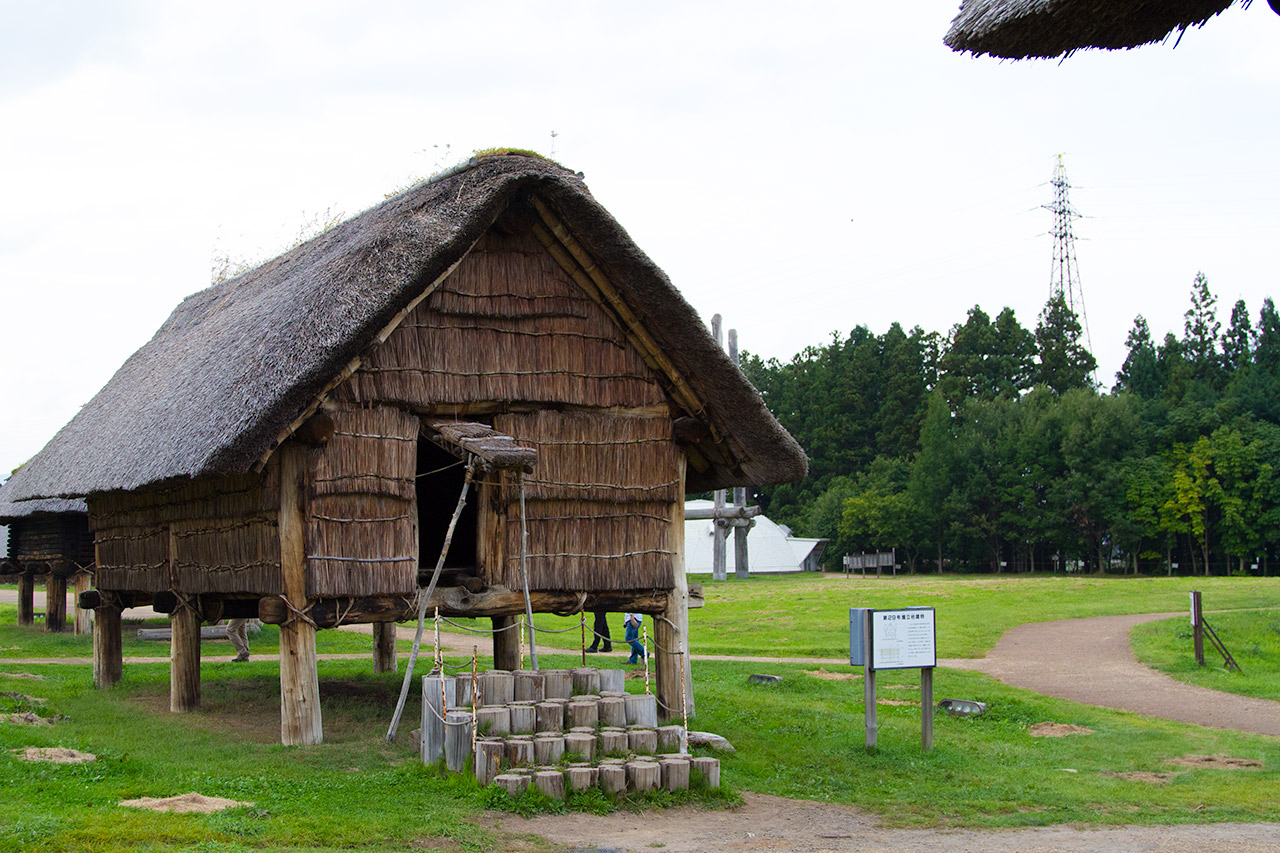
[1,153,807,745]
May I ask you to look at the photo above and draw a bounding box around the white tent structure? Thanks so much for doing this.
[683,499,827,574]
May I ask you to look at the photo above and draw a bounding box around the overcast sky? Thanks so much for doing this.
[3,1,1279,480]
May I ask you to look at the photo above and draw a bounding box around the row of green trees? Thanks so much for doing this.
[743,274,1280,575]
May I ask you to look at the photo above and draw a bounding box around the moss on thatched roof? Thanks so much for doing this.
[5,153,805,501]
[945,0,1245,59]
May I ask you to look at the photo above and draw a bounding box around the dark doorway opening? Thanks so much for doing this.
[416,437,478,574]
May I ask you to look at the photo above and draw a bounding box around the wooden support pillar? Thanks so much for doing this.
[657,455,694,721]
[373,621,397,673]
[278,443,322,745]
[17,572,35,626]
[492,614,519,671]
[45,574,67,633]
[73,572,93,635]
[733,495,750,580]
[93,602,123,688]
[170,597,201,712]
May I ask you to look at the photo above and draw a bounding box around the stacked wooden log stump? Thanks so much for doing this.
[422,666,721,800]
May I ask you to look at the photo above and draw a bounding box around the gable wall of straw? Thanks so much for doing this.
[332,225,666,410]
[88,469,281,594]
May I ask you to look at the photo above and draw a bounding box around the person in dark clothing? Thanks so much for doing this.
[586,610,612,652]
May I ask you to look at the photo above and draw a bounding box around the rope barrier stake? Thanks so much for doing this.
[471,645,478,759]
[679,642,689,752]
[519,615,525,672]
[434,607,442,673]
[580,613,586,666]
[519,476,539,670]
[642,624,650,695]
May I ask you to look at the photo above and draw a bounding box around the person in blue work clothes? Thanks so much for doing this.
[623,612,647,664]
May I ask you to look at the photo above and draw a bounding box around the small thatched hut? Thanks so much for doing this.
[3,153,807,744]
[945,0,1257,59]
[0,487,93,633]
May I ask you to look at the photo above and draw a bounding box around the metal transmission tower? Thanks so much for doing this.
[1043,154,1093,355]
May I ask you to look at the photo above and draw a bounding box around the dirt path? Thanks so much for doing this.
[943,612,1280,736]
[497,792,1280,853]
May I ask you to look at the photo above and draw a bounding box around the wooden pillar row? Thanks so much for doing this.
[17,573,35,626]
[279,443,322,745]
[170,596,201,712]
[93,603,123,689]
[373,621,397,673]
[492,615,519,671]
[73,572,93,635]
[45,574,67,633]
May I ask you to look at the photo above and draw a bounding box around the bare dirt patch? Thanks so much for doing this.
[2,712,59,726]
[1028,722,1094,737]
[119,793,253,813]
[16,747,95,764]
[1101,770,1180,784]
[0,672,45,680]
[877,698,919,707]
[803,668,860,681]
[1168,754,1263,770]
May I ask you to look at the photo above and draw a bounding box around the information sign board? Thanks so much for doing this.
[870,607,936,670]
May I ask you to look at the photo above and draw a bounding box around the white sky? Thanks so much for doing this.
[3,1,1279,479]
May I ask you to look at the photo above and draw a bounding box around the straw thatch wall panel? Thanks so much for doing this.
[305,407,419,596]
[311,407,418,501]
[333,227,666,410]
[89,471,279,593]
[172,516,281,594]
[90,473,277,530]
[491,410,678,592]
[495,410,679,504]
[502,499,673,591]
[307,493,417,597]
[94,524,168,591]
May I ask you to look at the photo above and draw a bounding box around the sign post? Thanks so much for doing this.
[851,606,936,751]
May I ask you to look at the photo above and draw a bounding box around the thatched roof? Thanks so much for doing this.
[945,0,1247,59]
[5,153,806,502]
[0,480,86,522]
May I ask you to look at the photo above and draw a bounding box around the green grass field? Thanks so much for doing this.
[1132,607,1280,702]
[528,572,1280,659]
[2,574,1280,850]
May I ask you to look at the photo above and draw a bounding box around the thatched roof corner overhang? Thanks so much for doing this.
[945,0,1245,59]
[0,481,87,522]
[4,152,805,503]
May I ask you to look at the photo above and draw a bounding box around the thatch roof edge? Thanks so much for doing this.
[4,154,805,502]
[944,0,1243,59]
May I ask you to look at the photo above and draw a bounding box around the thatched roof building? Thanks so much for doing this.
[945,0,1253,59]
[6,152,806,742]
[0,485,92,632]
